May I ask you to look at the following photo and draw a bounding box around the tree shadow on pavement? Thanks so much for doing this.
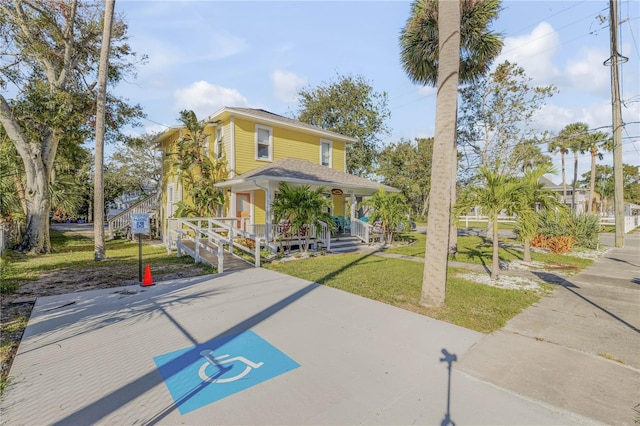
[532,272,640,335]
[51,251,381,425]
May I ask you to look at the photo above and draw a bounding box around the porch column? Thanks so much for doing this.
[350,193,357,221]
[264,186,272,243]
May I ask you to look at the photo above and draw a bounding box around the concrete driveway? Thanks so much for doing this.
[1,268,590,425]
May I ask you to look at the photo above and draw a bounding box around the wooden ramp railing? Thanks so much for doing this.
[169,218,261,273]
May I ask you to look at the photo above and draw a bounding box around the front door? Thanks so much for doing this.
[236,193,251,230]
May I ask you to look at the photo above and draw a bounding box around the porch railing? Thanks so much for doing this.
[350,217,371,243]
[168,217,262,271]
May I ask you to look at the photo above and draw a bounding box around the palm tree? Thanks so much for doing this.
[457,167,526,280]
[399,0,503,306]
[548,137,570,204]
[170,110,227,217]
[362,187,411,245]
[581,131,610,213]
[271,182,334,253]
[516,166,564,262]
[93,0,116,261]
[555,122,589,211]
[512,137,552,172]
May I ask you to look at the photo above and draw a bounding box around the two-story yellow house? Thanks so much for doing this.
[155,107,395,251]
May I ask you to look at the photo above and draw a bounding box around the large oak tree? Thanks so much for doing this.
[0,0,143,253]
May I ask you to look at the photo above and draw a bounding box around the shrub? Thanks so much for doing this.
[536,210,599,250]
[545,235,575,254]
[568,213,600,249]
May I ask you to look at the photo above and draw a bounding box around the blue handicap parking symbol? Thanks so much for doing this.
[153,330,300,415]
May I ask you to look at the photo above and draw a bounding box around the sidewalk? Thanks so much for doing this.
[2,270,592,425]
[457,231,640,425]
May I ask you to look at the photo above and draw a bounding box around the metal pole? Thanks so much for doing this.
[138,233,143,282]
[608,0,625,247]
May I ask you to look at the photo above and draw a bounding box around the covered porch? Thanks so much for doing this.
[214,158,398,253]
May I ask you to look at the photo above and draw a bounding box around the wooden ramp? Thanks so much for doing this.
[180,240,254,272]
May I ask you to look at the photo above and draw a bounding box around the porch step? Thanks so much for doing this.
[329,236,363,253]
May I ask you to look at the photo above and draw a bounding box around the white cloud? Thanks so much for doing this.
[496,22,560,85]
[270,70,307,103]
[418,86,437,97]
[561,48,610,94]
[532,104,576,133]
[174,81,250,118]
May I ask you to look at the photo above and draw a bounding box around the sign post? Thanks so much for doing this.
[131,213,150,282]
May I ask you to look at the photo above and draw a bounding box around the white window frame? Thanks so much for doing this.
[255,124,273,162]
[320,139,332,167]
[215,126,224,159]
[203,135,210,156]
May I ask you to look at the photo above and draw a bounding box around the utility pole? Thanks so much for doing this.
[606,0,626,247]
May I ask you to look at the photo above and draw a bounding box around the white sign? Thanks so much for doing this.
[131,213,150,235]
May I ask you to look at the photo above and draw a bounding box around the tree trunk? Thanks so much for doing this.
[14,177,28,216]
[523,237,531,263]
[588,150,596,213]
[421,0,460,308]
[571,152,578,211]
[448,140,458,254]
[93,0,116,261]
[0,97,58,254]
[561,152,567,202]
[491,213,500,280]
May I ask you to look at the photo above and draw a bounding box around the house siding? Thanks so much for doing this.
[253,190,266,225]
[232,117,346,174]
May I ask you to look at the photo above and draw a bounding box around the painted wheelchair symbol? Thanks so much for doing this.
[199,349,264,383]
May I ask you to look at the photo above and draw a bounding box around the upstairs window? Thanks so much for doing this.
[215,126,224,159]
[255,125,273,161]
[320,139,332,167]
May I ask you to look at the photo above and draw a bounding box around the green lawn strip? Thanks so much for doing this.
[456,220,517,230]
[265,255,542,333]
[1,229,210,294]
[0,315,28,393]
[385,233,593,271]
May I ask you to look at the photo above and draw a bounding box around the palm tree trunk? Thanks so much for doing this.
[94,0,116,261]
[448,140,458,255]
[571,152,578,211]
[561,153,567,202]
[523,237,531,263]
[491,213,499,280]
[588,150,596,213]
[421,0,460,307]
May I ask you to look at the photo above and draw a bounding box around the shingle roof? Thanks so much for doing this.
[223,108,357,143]
[217,158,398,193]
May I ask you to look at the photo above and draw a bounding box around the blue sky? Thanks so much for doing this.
[113,0,640,181]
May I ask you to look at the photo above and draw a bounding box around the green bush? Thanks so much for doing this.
[536,210,600,249]
[568,213,600,249]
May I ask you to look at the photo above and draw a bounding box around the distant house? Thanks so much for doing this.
[539,176,591,214]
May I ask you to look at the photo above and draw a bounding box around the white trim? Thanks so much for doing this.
[320,139,332,167]
[230,117,236,177]
[255,124,273,162]
[208,107,358,143]
[203,134,211,156]
[214,126,224,159]
[249,191,255,225]
[166,183,175,218]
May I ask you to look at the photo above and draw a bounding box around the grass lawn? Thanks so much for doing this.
[265,253,543,334]
[0,230,214,293]
[385,233,593,271]
[456,220,517,230]
[1,229,213,394]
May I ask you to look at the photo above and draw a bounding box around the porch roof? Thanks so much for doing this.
[215,158,399,195]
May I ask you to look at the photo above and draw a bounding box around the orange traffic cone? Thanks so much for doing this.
[141,264,154,286]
